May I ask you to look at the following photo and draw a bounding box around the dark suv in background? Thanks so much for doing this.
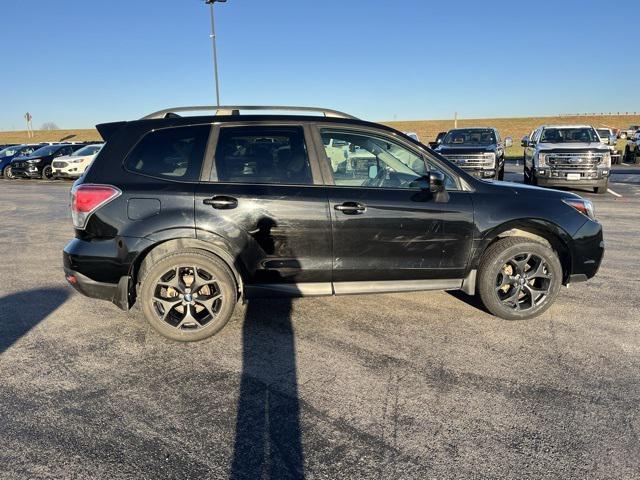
[10,143,84,179]
[434,127,512,180]
[63,106,604,341]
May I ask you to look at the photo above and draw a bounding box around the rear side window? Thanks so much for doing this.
[214,126,312,185]
[125,125,210,181]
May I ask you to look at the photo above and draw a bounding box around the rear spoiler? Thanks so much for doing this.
[96,121,127,142]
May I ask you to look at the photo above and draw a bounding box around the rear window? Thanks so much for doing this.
[125,125,210,181]
[214,126,312,185]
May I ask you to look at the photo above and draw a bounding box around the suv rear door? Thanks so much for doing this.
[194,123,332,295]
[311,125,474,292]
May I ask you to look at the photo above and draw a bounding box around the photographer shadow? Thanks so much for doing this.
[231,217,304,479]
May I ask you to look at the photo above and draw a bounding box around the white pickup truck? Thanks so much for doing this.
[522,125,611,194]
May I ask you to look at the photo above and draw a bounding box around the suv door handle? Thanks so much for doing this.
[203,196,238,209]
[334,202,366,214]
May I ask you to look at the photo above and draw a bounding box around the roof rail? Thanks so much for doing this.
[141,105,358,120]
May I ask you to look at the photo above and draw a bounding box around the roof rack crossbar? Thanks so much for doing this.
[141,105,358,120]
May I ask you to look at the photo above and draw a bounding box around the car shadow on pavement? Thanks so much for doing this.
[230,217,304,479]
[0,287,70,355]
[447,290,490,316]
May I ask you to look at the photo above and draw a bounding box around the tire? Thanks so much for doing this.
[531,173,538,186]
[624,147,632,163]
[594,186,607,194]
[523,168,530,184]
[138,249,238,341]
[42,165,54,180]
[2,166,13,179]
[497,163,505,181]
[477,237,562,320]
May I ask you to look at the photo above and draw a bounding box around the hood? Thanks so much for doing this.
[435,144,496,154]
[536,142,608,152]
[13,154,44,161]
[483,180,581,199]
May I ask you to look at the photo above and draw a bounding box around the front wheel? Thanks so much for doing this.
[42,165,54,180]
[497,163,505,180]
[477,237,562,320]
[138,249,237,341]
[3,166,14,179]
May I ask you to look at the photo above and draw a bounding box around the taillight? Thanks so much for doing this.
[70,184,121,229]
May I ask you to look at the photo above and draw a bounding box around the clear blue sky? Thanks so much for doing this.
[1,0,637,130]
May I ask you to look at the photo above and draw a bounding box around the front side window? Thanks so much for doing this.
[125,125,210,181]
[214,126,312,185]
[321,129,429,189]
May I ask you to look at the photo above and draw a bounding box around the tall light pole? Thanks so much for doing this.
[205,0,226,107]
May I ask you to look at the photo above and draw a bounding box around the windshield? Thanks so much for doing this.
[442,129,496,146]
[597,129,610,138]
[72,144,103,156]
[540,128,599,143]
[29,145,62,156]
[0,146,20,158]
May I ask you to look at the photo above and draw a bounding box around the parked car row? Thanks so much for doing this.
[0,142,103,180]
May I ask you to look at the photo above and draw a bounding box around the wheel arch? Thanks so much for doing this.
[128,237,245,305]
[472,219,573,284]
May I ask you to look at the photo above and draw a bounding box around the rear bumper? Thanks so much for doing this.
[64,267,130,310]
[63,235,154,309]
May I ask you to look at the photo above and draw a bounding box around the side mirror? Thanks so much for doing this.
[521,136,529,147]
[368,165,378,179]
[429,171,446,193]
[505,137,513,148]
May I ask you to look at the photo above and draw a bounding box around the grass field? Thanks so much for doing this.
[2,113,638,160]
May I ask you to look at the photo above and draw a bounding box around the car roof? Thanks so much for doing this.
[540,125,594,129]
[98,114,416,142]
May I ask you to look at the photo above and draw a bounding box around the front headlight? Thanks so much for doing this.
[600,152,611,168]
[483,152,496,166]
[68,158,82,164]
[26,158,42,164]
[535,153,547,167]
[563,198,596,220]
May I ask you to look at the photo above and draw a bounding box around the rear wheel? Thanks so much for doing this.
[478,237,562,320]
[138,250,237,341]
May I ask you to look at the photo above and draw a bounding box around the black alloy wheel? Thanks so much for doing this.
[139,250,237,341]
[478,237,562,320]
[42,165,54,180]
[152,265,223,331]
[494,253,551,312]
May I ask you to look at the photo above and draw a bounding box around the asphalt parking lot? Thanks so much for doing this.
[1,166,639,479]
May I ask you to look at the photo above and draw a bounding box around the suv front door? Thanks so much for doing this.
[313,126,474,293]
[195,124,333,296]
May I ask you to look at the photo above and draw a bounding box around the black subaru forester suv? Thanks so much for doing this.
[63,106,604,341]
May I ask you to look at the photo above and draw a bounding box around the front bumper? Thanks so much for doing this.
[570,219,604,281]
[463,168,496,179]
[53,170,81,178]
[11,165,41,178]
[535,168,609,188]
